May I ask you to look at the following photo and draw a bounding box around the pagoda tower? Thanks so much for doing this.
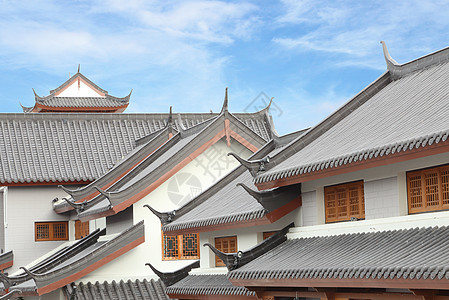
[21,67,131,113]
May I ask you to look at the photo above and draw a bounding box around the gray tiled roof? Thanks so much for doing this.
[166,274,255,297]
[0,111,271,184]
[228,226,449,282]
[65,279,169,300]
[161,130,305,233]
[255,47,449,185]
[34,95,130,109]
[0,222,145,296]
[72,111,271,221]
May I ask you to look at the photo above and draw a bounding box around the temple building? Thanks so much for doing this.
[21,67,131,113]
[2,41,449,300]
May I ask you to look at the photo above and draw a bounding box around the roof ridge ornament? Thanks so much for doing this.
[204,223,294,271]
[176,113,187,137]
[220,87,229,116]
[146,260,200,286]
[58,185,76,196]
[143,204,176,224]
[0,272,13,289]
[380,41,399,71]
[77,64,80,74]
[19,267,39,280]
[227,153,270,177]
[167,106,174,137]
[93,186,114,208]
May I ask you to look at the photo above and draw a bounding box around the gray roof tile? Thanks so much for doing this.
[161,131,306,232]
[166,274,255,297]
[256,50,449,185]
[65,279,169,300]
[0,111,271,184]
[229,226,449,282]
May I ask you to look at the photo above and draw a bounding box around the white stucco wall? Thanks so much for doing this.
[82,138,253,282]
[364,177,399,220]
[199,207,302,269]
[302,191,317,226]
[301,151,449,224]
[5,186,74,272]
[57,78,105,97]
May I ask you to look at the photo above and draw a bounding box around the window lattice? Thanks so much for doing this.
[214,236,237,267]
[407,165,449,214]
[162,232,199,260]
[182,233,199,258]
[325,181,365,223]
[163,234,179,259]
[36,223,50,240]
[35,222,68,241]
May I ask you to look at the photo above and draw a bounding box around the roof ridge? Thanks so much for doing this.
[254,72,391,180]
[381,41,449,80]
[256,126,449,184]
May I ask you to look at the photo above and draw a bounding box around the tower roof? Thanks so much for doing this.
[22,71,131,113]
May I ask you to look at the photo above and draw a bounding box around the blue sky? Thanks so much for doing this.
[1,0,449,134]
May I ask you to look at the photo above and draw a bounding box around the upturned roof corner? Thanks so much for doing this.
[144,204,176,224]
[146,260,200,287]
[227,152,270,177]
[204,222,294,271]
[380,40,399,72]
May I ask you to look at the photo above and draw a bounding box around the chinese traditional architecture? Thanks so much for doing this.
[21,66,131,113]
[148,42,449,300]
[3,40,449,300]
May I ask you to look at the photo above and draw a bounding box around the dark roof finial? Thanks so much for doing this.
[168,106,173,126]
[77,64,80,73]
[143,204,176,224]
[220,87,229,114]
[146,261,200,286]
[227,153,270,177]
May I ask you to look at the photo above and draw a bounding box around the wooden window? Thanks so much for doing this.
[162,232,199,260]
[325,181,365,223]
[35,222,68,241]
[263,231,278,240]
[214,236,237,267]
[407,165,449,214]
[75,220,90,240]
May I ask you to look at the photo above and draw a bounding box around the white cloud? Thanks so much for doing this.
[273,0,449,69]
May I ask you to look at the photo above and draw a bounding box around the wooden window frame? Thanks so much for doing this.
[75,220,90,240]
[214,236,237,267]
[162,231,200,260]
[407,164,449,214]
[35,221,69,241]
[325,180,365,223]
[262,231,278,240]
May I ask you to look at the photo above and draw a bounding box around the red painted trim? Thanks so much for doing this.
[256,140,449,190]
[168,293,257,300]
[229,128,259,153]
[83,128,261,221]
[265,196,302,222]
[0,260,13,271]
[164,217,272,236]
[37,235,145,295]
[34,102,128,113]
[164,196,301,235]
[77,140,167,203]
[230,276,449,290]
[3,180,91,187]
